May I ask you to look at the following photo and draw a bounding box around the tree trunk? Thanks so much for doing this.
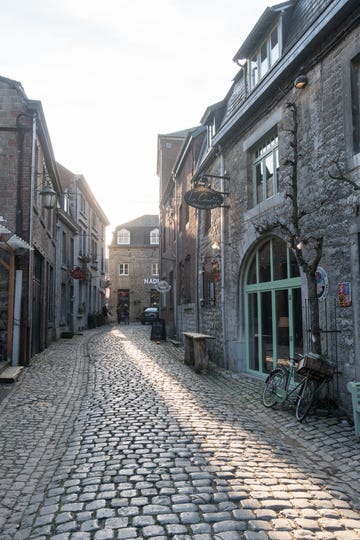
[307,270,322,355]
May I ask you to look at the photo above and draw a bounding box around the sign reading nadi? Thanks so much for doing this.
[184,185,224,209]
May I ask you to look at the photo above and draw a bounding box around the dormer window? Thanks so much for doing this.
[117,228,130,245]
[150,228,160,245]
[248,24,281,90]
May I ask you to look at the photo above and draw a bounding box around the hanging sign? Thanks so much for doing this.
[155,280,172,293]
[315,267,329,301]
[70,266,87,280]
[184,186,224,209]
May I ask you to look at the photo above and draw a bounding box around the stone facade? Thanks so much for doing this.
[108,215,160,322]
[158,0,360,416]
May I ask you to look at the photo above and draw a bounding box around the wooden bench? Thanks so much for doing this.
[183,332,215,373]
[347,381,360,439]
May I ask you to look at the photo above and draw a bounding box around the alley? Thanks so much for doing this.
[0,325,360,540]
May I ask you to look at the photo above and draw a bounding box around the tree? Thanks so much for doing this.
[253,101,359,354]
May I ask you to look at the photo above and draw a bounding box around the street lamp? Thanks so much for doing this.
[39,183,57,209]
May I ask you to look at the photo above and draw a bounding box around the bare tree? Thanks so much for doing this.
[253,101,358,354]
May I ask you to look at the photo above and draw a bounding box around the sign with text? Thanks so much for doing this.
[184,186,224,209]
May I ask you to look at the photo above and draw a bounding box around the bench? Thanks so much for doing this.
[347,381,360,439]
[183,332,215,374]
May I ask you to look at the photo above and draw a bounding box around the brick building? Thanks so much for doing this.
[108,215,160,322]
[158,0,360,415]
[0,76,109,367]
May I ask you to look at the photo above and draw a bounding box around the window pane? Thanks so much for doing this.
[289,249,300,278]
[276,289,289,369]
[247,255,257,284]
[270,27,279,65]
[273,237,287,280]
[260,42,268,78]
[261,291,273,373]
[250,55,258,87]
[265,153,274,198]
[248,292,259,371]
[259,241,271,282]
[255,162,263,204]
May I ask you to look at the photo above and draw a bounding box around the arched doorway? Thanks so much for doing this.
[245,237,303,375]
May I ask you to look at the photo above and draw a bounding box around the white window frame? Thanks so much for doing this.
[248,23,281,90]
[117,229,130,245]
[150,228,159,245]
[119,263,129,276]
[251,131,279,207]
[152,262,159,275]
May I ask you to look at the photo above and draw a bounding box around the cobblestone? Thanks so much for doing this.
[0,324,360,538]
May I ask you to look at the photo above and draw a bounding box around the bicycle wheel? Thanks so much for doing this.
[263,369,287,407]
[296,378,317,421]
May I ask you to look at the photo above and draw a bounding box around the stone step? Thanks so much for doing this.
[0,360,8,374]
[0,366,24,383]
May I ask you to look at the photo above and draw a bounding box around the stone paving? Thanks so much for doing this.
[0,324,359,540]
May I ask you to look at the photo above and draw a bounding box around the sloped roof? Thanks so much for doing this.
[116,214,159,230]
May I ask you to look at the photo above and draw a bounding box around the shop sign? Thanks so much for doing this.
[155,280,171,293]
[144,278,159,285]
[315,267,329,301]
[338,282,351,307]
[184,186,224,209]
[70,266,87,280]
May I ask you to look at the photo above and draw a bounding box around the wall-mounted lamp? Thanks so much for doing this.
[39,184,57,209]
[294,74,308,89]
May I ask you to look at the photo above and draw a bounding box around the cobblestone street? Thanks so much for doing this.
[0,324,359,539]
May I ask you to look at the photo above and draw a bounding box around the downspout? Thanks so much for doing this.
[219,150,228,369]
[196,207,200,332]
[27,113,37,362]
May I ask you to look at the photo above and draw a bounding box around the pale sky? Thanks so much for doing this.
[1,0,274,241]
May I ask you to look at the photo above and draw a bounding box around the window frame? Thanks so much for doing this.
[150,228,160,245]
[119,263,129,276]
[247,23,281,90]
[250,130,279,207]
[117,228,130,245]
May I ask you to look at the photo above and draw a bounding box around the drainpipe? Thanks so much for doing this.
[27,114,37,362]
[219,150,228,369]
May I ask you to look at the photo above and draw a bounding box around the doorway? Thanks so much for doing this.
[245,237,303,375]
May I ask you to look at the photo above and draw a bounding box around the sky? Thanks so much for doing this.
[1,0,274,242]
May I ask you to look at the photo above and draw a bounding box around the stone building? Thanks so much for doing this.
[0,75,109,369]
[158,0,360,415]
[0,76,62,365]
[56,164,109,335]
[108,215,160,322]
[158,127,206,337]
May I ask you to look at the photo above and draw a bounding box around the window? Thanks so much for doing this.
[351,54,360,154]
[251,131,279,206]
[152,263,159,275]
[150,228,159,245]
[119,263,129,275]
[117,229,130,245]
[248,24,281,90]
[80,194,86,214]
[62,231,67,265]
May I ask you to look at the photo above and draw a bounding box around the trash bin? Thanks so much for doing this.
[150,318,166,341]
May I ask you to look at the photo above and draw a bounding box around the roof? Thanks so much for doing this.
[116,214,159,230]
[233,1,296,61]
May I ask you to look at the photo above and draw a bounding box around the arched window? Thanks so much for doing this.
[245,237,303,375]
[117,229,130,245]
[150,228,159,245]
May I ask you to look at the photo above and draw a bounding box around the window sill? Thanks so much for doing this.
[244,192,284,222]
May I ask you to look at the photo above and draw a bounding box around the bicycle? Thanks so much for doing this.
[262,352,335,422]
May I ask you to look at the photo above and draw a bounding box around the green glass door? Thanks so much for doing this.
[245,238,303,375]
